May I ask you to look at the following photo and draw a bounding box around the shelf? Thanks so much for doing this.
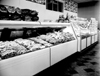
[0,20,40,24]
[0,20,40,29]
[0,20,72,29]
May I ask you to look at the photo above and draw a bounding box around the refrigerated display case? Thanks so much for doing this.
[88,18,98,43]
[71,19,89,51]
[0,21,77,76]
[70,17,98,52]
[79,20,89,50]
[41,22,77,65]
[79,18,98,48]
[71,18,91,51]
[0,21,50,76]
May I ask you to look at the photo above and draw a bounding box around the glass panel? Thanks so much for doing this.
[46,3,53,10]
[58,2,63,12]
[53,4,57,11]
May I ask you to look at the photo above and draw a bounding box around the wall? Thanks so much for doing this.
[78,1,100,29]
[0,0,77,22]
[0,0,20,7]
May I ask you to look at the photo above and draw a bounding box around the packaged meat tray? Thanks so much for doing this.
[29,37,52,47]
[14,38,45,51]
[0,41,27,60]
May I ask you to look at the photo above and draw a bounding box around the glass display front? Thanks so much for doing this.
[70,17,98,39]
[71,21,80,37]
[88,18,98,35]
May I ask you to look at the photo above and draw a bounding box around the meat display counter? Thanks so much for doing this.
[41,22,77,65]
[71,19,91,51]
[71,17,98,51]
[71,20,88,51]
[88,18,98,44]
[0,21,78,76]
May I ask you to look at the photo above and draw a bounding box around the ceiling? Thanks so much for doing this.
[73,0,99,3]
[74,0,99,7]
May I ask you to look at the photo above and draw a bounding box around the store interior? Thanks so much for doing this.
[0,0,100,76]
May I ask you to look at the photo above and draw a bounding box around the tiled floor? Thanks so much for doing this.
[35,42,100,76]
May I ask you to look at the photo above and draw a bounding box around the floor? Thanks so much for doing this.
[35,42,100,76]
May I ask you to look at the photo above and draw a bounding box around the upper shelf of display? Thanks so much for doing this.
[0,20,40,24]
[0,20,71,29]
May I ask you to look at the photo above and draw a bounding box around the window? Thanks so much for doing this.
[46,0,63,12]
[58,2,63,12]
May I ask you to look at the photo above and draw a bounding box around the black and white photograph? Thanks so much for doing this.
[0,0,100,76]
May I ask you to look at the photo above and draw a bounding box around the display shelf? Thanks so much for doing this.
[0,20,40,24]
[0,20,40,29]
[81,38,86,50]
[87,36,91,47]
[0,48,50,76]
[50,40,77,65]
[0,21,77,76]
[0,21,70,29]
[48,22,77,65]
